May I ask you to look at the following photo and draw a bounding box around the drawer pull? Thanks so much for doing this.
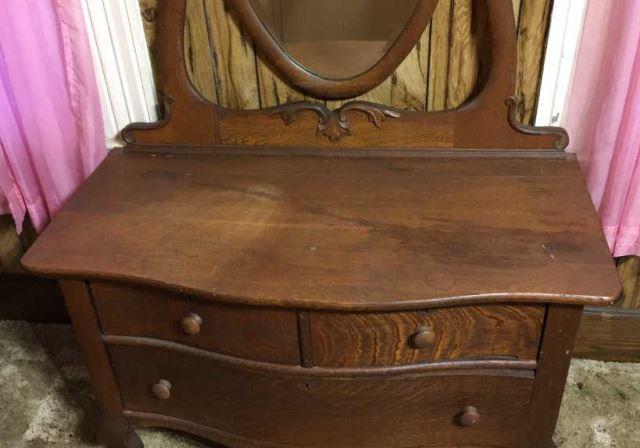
[152,379,172,400]
[459,406,481,427]
[180,313,202,335]
[410,326,436,349]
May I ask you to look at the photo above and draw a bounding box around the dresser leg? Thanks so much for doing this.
[59,281,141,447]
[526,305,582,448]
[97,411,144,448]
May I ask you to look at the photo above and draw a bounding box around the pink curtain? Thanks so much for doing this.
[0,0,106,233]
[564,1,640,257]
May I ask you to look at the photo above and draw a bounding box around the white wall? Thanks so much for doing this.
[536,0,587,127]
[80,0,157,148]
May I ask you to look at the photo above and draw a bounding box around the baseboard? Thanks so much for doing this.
[0,274,69,323]
[574,306,640,362]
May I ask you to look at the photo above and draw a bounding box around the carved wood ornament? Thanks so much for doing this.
[267,102,401,142]
[122,0,569,151]
[505,96,569,150]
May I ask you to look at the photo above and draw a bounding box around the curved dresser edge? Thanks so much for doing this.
[103,335,537,378]
[21,265,620,311]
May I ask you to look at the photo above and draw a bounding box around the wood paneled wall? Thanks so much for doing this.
[617,257,640,309]
[139,0,550,124]
[0,216,35,274]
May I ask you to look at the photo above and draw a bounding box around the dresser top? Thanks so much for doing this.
[23,149,620,310]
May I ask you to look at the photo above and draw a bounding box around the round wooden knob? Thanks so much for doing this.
[411,326,436,349]
[459,406,481,427]
[152,379,172,400]
[180,312,202,335]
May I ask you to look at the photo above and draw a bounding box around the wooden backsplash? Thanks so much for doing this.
[138,0,551,124]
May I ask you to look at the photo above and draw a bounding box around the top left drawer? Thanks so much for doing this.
[91,282,300,365]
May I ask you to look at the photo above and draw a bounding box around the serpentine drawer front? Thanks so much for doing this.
[109,344,535,448]
[308,305,545,367]
[93,280,545,368]
[92,282,300,365]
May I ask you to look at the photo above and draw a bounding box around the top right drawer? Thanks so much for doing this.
[308,304,545,368]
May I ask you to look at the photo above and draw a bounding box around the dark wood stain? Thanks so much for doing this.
[22,152,619,311]
[121,0,566,150]
[111,344,535,448]
[91,281,300,365]
[309,305,545,367]
[574,307,640,362]
[21,1,621,447]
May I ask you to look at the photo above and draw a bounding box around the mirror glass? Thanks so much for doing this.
[249,0,419,80]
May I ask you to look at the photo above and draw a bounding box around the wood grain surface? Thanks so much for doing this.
[91,281,300,364]
[0,216,24,273]
[256,56,309,108]
[110,344,535,448]
[309,304,545,367]
[616,256,640,308]
[204,0,260,109]
[447,0,477,109]
[427,0,453,111]
[22,150,620,310]
[574,307,640,362]
[515,0,552,123]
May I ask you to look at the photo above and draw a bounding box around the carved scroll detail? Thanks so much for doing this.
[266,101,401,142]
[121,96,174,144]
[506,96,569,150]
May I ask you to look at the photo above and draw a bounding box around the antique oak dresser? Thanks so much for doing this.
[23,0,620,447]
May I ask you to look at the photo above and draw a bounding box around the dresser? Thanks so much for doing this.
[22,1,620,447]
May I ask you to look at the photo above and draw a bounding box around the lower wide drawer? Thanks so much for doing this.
[110,345,534,448]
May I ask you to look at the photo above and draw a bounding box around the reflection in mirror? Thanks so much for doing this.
[249,0,419,80]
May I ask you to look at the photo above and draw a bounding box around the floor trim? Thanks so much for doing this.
[574,306,640,362]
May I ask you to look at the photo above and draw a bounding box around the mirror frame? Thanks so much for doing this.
[121,0,569,152]
[229,0,439,99]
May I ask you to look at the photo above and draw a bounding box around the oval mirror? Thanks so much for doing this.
[250,0,419,79]
[231,0,438,99]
